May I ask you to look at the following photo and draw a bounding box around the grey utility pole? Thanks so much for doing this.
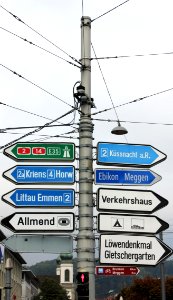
[5,258,13,300]
[76,16,95,299]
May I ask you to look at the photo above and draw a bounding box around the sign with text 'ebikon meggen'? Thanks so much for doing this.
[3,142,75,162]
[97,142,167,167]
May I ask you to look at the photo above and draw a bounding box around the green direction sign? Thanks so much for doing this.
[3,142,75,162]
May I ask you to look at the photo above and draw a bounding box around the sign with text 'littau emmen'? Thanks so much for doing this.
[3,142,75,162]
[95,168,161,186]
[98,213,169,234]
[3,165,75,184]
[97,188,168,214]
[2,188,75,208]
[97,142,167,167]
[1,212,74,233]
[99,234,172,266]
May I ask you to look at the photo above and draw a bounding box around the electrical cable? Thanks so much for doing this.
[0,4,81,66]
[92,118,173,126]
[0,108,75,150]
[90,51,173,60]
[91,86,173,116]
[91,0,131,22]
[0,26,80,69]
[0,63,76,109]
[91,43,120,122]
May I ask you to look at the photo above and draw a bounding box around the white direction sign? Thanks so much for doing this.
[98,214,169,234]
[97,188,168,214]
[1,212,74,233]
[100,234,172,266]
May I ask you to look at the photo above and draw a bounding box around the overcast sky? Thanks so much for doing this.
[1,0,173,265]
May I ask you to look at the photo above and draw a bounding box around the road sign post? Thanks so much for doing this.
[95,169,161,186]
[97,142,167,167]
[1,212,74,233]
[98,213,169,234]
[3,165,75,184]
[97,188,168,214]
[100,234,172,266]
[2,235,73,253]
[4,142,75,161]
[2,188,75,208]
[95,266,140,276]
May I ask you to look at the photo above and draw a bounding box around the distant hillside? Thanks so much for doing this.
[30,258,173,297]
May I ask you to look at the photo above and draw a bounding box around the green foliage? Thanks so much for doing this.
[33,277,70,300]
[121,276,173,300]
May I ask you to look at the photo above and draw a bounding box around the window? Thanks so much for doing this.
[64,269,70,282]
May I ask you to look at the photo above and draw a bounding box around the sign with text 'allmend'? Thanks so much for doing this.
[97,188,168,214]
[2,188,75,208]
[1,212,74,233]
[95,168,161,186]
[97,142,166,167]
[3,165,75,184]
[100,234,172,266]
[4,142,75,162]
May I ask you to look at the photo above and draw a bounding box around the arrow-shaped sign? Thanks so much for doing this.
[97,188,168,214]
[3,142,75,162]
[100,234,172,266]
[2,234,73,253]
[97,142,167,167]
[2,188,75,208]
[95,266,140,276]
[3,165,75,184]
[95,169,161,186]
[1,212,74,233]
[98,213,169,234]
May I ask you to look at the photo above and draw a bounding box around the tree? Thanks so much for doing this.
[121,276,173,300]
[34,277,70,300]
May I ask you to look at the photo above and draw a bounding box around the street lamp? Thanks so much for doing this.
[111,121,128,135]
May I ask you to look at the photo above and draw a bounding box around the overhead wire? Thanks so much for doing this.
[90,51,173,60]
[91,0,131,22]
[0,26,80,69]
[91,86,173,116]
[91,43,120,122]
[0,4,81,66]
[0,63,77,109]
[0,108,75,150]
[92,118,173,126]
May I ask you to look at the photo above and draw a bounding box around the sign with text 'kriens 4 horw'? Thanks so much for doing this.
[100,234,172,266]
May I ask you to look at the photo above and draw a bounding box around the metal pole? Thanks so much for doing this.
[5,258,13,300]
[159,232,166,300]
[77,16,95,299]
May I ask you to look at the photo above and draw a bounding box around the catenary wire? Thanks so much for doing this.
[91,0,131,22]
[92,118,173,126]
[0,108,75,150]
[0,4,81,66]
[0,26,80,69]
[90,51,173,60]
[91,86,173,116]
[0,63,77,109]
[0,101,79,130]
[91,43,120,122]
